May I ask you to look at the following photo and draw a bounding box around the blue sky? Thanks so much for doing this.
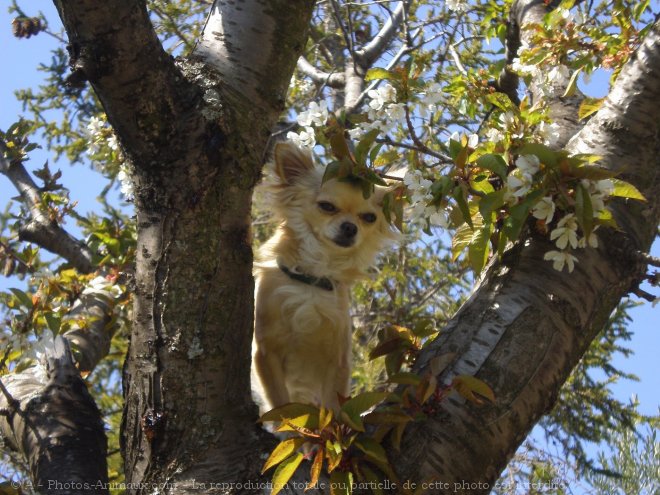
[1,1,658,483]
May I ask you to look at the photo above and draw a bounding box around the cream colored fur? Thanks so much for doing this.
[252,142,398,413]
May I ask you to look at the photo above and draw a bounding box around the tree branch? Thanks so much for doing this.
[297,56,346,88]
[396,18,660,493]
[356,0,411,66]
[0,138,95,274]
[52,0,200,167]
[0,337,109,493]
[193,0,315,114]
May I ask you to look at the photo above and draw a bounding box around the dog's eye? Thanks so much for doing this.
[318,201,338,213]
[360,212,377,224]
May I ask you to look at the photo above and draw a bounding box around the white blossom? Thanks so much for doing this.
[296,101,328,127]
[428,207,450,228]
[107,134,120,151]
[117,165,133,200]
[544,250,578,272]
[547,65,571,87]
[515,154,540,176]
[385,102,406,122]
[467,134,479,148]
[538,121,562,147]
[511,58,541,78]
[507,170,533,198]
[86,116,105,136]
[578,230,599,248]
[420,82,443,106]
[446,0,468,12]
[499,111,516,129]
[532,196,556,224]
[367,84,397,111]
[550,214,579,250]
[592,179,614,196]
[287,127,316,149]
[486,127,504,143]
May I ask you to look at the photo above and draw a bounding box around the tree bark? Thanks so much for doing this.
[396,20,660,493]
[0,337,109,494]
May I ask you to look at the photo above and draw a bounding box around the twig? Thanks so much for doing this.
[377,136,452,163]
[0,137,95,273]
[635,251,660,268]
[404,105,450,162]
[632,287,656,302]
[330,0,355,57]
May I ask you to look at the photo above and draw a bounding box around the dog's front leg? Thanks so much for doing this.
[253,348,290,409]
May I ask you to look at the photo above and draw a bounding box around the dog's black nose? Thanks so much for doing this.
[340,222,358,238]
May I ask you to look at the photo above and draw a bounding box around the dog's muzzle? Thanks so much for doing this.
[333,222,358,247]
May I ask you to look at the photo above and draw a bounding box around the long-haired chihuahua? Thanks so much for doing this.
[252,142,398,413]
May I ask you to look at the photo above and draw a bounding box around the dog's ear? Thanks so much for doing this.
[273,142,315,183]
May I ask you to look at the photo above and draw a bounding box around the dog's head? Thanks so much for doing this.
[266,142,398,277]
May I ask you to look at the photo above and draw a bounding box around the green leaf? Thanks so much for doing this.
[271,453,304,495]
[575,183,594,239]
[610,179,646,201]
[364,409,413,425]
[479,190,505,222]
[9,288,33,309]
[365,67,398,82]
[330,471,353,495]
[578,97,605,120]
[330,132,352,161]
[452,375,496,405]
[562,68,581,98]
[633,0,651,20]
[340,392,390,432]
[260,403,320,431]
[476,154,508,179]
[453,184,473,228]
[387,372,422,385]
[45,313,61,334]
[354,129,380,166]
[451,223,473,261]
[262,438,307,473]
[596,208,619,229]
[354,437,388,464]
[485,92,516,112]
[308,447,324,490]
[567,162,617,180]
[447,138,463,160]
[468,221,493,275]
[368,337,412,360]
[411,318,435,338]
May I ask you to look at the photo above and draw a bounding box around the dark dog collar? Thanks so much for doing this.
[277,260,335,291]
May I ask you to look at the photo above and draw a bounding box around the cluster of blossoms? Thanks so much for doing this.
[486,111,561,148]
[86,116,132,199]
[287,100,329,149]
[445,0,469,12]
[401,132,617,273]
[86,116,120,158]
[541,178,613,271]
[349,83,405,141]
[510,7,591,100]
[403,169,449,228]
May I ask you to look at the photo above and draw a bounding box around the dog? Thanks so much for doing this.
[251,141,398,413]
